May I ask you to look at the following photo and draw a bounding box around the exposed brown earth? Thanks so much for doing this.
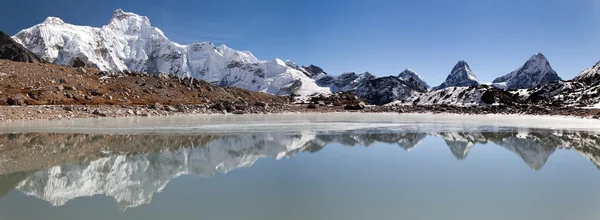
[0,59,288,107]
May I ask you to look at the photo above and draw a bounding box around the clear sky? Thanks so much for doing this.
[2,0,599,85]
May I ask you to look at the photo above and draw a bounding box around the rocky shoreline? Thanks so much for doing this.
[1,102,599,122]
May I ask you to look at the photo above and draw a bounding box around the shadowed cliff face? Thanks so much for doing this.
[1,128,599,210]
[0,31,45,63]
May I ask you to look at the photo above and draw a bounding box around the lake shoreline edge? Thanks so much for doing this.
[0,103,599,122]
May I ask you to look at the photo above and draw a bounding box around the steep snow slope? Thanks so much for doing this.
[13,9,329,96]
[493,53,561,90]
[434,61,479,90]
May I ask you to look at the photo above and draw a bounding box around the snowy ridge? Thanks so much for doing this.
[13,9,330,96]
[434,60,479,90]
[493,53,561,90]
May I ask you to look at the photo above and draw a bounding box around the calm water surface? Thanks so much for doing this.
[0,114,599,220]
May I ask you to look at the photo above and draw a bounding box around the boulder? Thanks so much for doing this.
[344,103,366,110]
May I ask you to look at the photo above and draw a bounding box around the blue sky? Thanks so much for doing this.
[2,0,599,85]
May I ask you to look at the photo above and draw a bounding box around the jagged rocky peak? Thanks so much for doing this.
[0,31,45,63]
[493,53,561,90]
[434,60,479,90]
[574,60,600,86]
[398,68,430,91]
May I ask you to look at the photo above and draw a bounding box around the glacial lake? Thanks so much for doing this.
[0,113,599,220]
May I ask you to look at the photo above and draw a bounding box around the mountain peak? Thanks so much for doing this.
[493,53,560,89]
[42,17,65,25]
[434,60,479,90]
[452,60,471,71]
[110,9,150,24]
[402,68,417,74]
[531,52,546,59]
[398,68,430,91]
[526,53,548,64]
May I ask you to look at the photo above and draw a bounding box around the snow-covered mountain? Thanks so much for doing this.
[352,76,421,105]
[398,69,430,91]
[434,61,480,90]
[311,71,374,92]
[12,9,329,96]
[308,69,426,105]
[493,53,561,90]
[11,7,428,104]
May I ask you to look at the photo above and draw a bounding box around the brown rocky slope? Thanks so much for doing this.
[0,59,288,107]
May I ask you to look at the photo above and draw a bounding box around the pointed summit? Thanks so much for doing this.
[434,60,479,90]
[398,69,430,91]
[493,53,561,89]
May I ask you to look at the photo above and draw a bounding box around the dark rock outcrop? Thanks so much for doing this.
[0,31,45,63]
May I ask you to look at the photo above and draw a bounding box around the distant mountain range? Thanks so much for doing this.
[3,9,600,107]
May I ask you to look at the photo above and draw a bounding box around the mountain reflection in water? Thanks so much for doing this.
[0,129,599,210]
